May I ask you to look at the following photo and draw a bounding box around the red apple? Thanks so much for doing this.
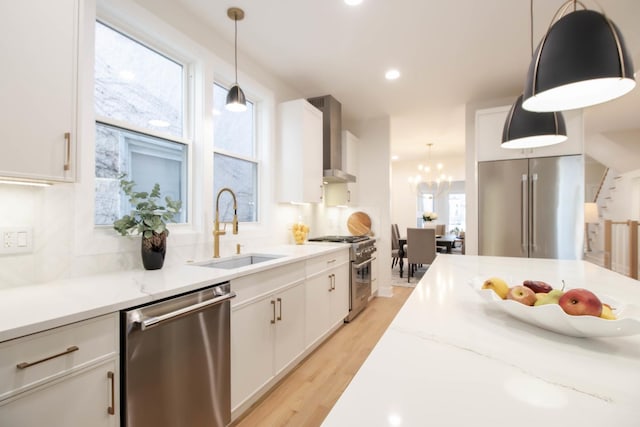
[523,280,553,294]
[558,288,603,317]
[506,285,537,306]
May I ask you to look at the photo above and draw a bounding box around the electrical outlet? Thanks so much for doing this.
[0,227,33,255]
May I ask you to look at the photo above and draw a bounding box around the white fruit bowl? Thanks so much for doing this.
[469,277,640,338]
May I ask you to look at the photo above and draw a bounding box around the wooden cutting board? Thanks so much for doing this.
[347,211,373,236]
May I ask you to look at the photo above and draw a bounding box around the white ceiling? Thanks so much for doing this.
[170,0,640,162]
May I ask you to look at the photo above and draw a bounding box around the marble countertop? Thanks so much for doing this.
[322,255,640,427]
[0,243,346,343]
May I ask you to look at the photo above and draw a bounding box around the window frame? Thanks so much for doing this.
[93,19,194,227]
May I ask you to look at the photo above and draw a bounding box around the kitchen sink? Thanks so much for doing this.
[191,253,285,270]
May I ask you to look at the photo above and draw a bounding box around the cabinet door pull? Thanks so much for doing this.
[328,274,333,291]
[107,371,115,415]
[16,345,79,369]
[270,300,276,324]
[64,132,71,171]
[277,297,282,321]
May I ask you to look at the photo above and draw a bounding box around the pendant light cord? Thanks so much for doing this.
[234,14,239,84]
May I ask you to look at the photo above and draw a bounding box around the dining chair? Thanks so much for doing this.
[391,224,401,268]
[406,227,437,283]
[435,224,446,236]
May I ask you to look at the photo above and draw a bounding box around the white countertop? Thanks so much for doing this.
[0,243,346,343]
[322,255,640,427]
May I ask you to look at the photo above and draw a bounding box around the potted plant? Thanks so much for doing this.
[113,175,182,270]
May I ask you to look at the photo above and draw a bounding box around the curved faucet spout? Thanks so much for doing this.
[214,187,239,258]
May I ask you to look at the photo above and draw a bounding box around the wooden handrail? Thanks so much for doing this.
[593,167,609,202]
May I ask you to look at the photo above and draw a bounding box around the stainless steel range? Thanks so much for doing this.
[307,235,376,322]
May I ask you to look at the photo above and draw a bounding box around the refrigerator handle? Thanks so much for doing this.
[521,174,527,250]
[530,173,538,250]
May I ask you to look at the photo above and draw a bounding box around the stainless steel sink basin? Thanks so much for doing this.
[192,254,285,269]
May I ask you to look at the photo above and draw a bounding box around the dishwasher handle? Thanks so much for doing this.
[139,291,236,331]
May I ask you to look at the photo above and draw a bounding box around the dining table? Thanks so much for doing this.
[397,233,458,277]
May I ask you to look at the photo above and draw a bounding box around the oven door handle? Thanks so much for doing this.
[352,258,373,269]
[138,292,236,331]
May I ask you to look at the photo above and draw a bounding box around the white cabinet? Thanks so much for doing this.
[278,99,324,203]
[475,105,583,162]
[0,359,118,427]
[230,263,306,412]
[0,314,119,426]
[0,0,78,182]
[304,251,350,349]
[324,131,359,207]
[324,183,353,207]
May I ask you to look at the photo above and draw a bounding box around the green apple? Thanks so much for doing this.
[534,289,564,306]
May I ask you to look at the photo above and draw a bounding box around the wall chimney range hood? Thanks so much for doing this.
[307,95,356,183]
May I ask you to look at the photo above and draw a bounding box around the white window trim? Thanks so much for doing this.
[212,81,261,224]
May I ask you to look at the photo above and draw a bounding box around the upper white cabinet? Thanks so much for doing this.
[278,99,324,203]
[325,130,359,207]
[0,0,78,182]
[475,105,583,162]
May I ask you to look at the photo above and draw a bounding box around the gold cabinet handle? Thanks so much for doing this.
[270,300,276,324]
[107,371,115,415]
[63,132,71,171]
[277,297,282,321]
[16,345,79,369]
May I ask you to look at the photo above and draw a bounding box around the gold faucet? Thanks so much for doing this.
[213,187,239,258]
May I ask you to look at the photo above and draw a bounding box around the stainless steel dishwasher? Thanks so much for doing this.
[121,281,235,427]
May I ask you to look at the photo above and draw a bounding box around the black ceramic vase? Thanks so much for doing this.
[141,231,167,270]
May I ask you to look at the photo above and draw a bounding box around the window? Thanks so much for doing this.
[213,83,258,222]
[94,21,188,225]
[448,193,466,232]
[416,184,434,226]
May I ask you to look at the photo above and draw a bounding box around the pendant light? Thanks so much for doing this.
[225,7,247,112]
[502,0,567,149]
[522,0,635,112]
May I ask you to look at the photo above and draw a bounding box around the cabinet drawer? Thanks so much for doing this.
[231,261,305,306]
[305,250,349,277]
[0,313,118,401]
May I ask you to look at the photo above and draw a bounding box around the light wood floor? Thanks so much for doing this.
[232,286,414,427]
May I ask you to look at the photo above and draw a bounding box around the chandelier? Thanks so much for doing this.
[408,143,452,188]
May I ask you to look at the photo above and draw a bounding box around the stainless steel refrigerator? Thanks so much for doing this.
[478,155,584,259]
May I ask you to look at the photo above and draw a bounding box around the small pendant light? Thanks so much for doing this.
[502,0,568,149]
[522,0,635,112]
[225,7,247,112]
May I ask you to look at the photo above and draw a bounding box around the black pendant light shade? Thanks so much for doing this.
[523,8,635,112]
[226,84,247,112]
[225,7,247,112]
[502,95,567,148]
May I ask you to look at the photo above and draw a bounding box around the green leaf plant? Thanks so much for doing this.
[113,175,182,240]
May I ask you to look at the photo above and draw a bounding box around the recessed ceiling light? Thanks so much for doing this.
[385,69,400,80]
[148,119,170,128]
[391,155,399,161]
[345,0,363,5]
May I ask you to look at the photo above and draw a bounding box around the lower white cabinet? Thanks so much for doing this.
[305,259,349,349]
[230,262,307,413]
[0,359,118,427]
[0,313,119,426]
[230,249,350,420]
